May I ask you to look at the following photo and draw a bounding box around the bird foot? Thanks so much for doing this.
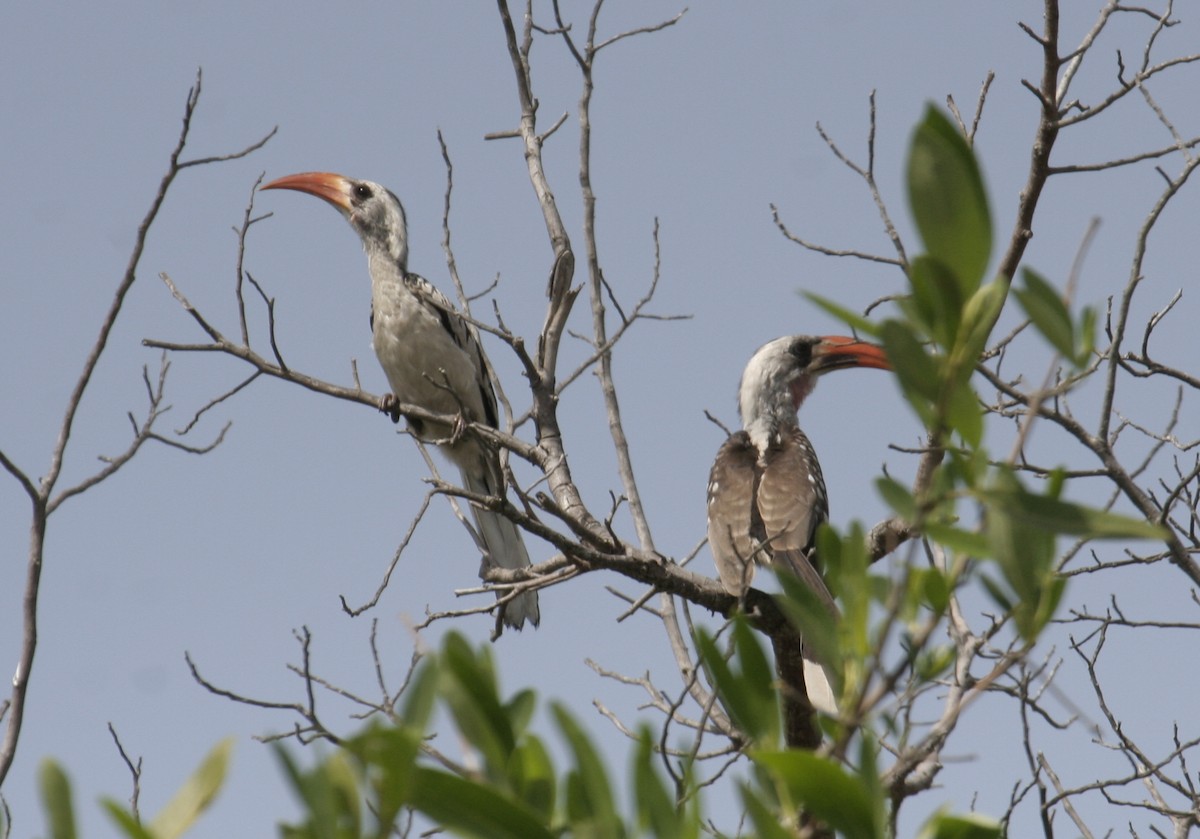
[448,410,468,445]
[377,393,402,424]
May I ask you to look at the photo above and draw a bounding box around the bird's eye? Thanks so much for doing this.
[352,183,373,201]
[788,339,813,367]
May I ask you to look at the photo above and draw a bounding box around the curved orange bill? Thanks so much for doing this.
[811,335,891,374]
[260,172,350,211]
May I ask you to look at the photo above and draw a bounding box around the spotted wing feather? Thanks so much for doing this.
[707,431,763,598]
[756,428,837,614]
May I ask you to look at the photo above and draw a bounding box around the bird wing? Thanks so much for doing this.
[756,428,837,614]
[404,273,501,430]
[401,273,538,629]
[758,428,839,714]
[707,431,763,598]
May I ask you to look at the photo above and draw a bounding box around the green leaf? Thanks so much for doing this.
[552,702,622,838]
[696,624,780,746]
[907,105,992,291]
[740,783,796,839]
[1014,268,1074,361]
[633,728,684,839]
[505,688,537,737]
[1076,305,1097,365]
[880,320,940,427]
[754,750,884,839]
[345,723,423,832]
[39,760,77,839]
[149,738,233,839]
[399,653,440,732]
[440,632,515,781]
[918,809,1003,839]
[921,522,989,558]
[100,801,156,839]
[979,577,1016,623]
[914,567,951,614]
[875,476,917,520]
[907,255,964,348]
[409,767,555,839]
[274,745,362,839]
[509,735,557,822]
[915,645,957,681]
[943,376,983,448]
[802,292,883,338]
[774,569,842,695]
[951,279,1006,387]
[814,522,870,662]
[982,470,1068,640]
[984,483,1166,541]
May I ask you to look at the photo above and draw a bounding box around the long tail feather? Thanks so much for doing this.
[459,454,540,629]
[775,548,839,713]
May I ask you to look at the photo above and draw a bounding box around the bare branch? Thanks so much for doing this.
[0,68,266,788]
[107,723,143,822]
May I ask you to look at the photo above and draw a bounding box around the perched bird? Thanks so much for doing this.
[706,335,891,712]
[261,172,539,630]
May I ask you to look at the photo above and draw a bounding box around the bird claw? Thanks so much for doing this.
[377,393,402,424]
[448,411,467,445]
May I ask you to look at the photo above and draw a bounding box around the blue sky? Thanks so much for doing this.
[2,2,1198,836]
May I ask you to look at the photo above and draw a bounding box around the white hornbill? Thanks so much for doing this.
[261,172,539,630]
[706,335,890,713]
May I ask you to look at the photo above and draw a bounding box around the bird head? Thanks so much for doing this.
[261,172,409,269]
[738,334,891,441]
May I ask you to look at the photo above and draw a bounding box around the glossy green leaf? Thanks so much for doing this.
[916,645,957,681]
[907,105,992,291]
[506,688,537,739]
[150,738,233,839]
[509,735,557,821]
[634,728,688,839]
[775,556,842,682]
[274,745,361,838]
[824,522,870,659]
[918,809,1003,839]
[951,279,1005,387]
[880,320,940,427]
[553,702,622,837]
[857,731,885,831]
[409,767,555,839]
[876,476,917,520]
[984,484,1166,541]
[1076,305,1097,365]
[39,760,78,839]
[921,522,990,559]
[346,723,423,831]
[754,750,884,839]
[943,376,983,448]
[1014,268,1074,361]
[979,574,1013,612]
[740,783,796,839]
[440,632,514,780]
[100,801,156,839]
[983,471,1066,640]
[399,653,439,732]
[696,624,779,746]
[802,292,883,338]
[907,255,964,348]
[736,610,778,697]
[915,567,951,614]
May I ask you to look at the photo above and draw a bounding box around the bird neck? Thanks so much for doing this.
[364,241,408,286]
[742,384,804,453]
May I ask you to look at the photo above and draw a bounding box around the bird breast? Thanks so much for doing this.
[370,275,489,428]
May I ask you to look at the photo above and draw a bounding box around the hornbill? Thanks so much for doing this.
[706,335,890,713]
[261,172,539,630]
